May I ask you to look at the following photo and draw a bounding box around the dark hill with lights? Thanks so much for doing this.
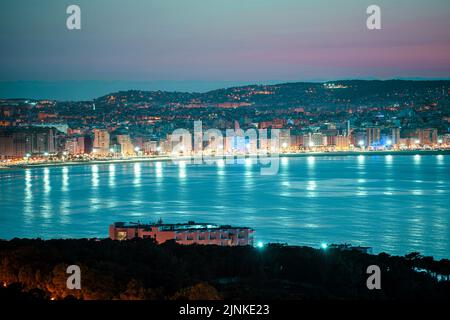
[94,80,450,110]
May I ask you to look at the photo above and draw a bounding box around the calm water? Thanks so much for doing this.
[0,155,449,258]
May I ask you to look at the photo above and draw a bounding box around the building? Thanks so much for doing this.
[93,129,110,153]
[143,140,158,154]
[366,127,381,147]
[0,127,56,159]
[334,135,350,150]
[116,135,135,155]
[109,221,254,246]
[417,128,438,145]
[303,133,326,147]
[289,135,303,149]
[391,128,401,145]
[65,135,91,155]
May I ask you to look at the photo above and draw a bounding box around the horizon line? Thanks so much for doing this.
[1,78,450,102]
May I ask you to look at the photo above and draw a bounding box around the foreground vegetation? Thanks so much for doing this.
[0,238,449,300]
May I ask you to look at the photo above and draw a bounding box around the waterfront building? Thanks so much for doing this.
[93,129,110,154]
[417,128,438,145]
[334,135,350,150]
[65,135,91,155]
[366,127,381,147]
[0,127,56,158]
[109,221,254,247]
[143,141,158,154]
[303,133,326,148]
[391,128,401,145]
[116,135,135,156]
[289,135,303,149]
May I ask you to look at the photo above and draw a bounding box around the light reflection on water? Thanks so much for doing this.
[0,155,449,258]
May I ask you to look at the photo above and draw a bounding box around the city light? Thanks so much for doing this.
[282,142,288,148]
[309,141,315,147]
[217,159,225,167]
[438,139,443,144]
[386,140,392,146]
[43,152,49,157]
[358,140,365,147]
[415,139,420,144]
[257,241,264,249]
[134,146,140,152]
[321,243,328,250]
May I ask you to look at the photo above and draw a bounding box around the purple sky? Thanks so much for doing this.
[0,0,449,96]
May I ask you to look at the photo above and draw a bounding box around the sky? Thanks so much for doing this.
[0,0,450,100]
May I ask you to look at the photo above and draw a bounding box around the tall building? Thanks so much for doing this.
[334,135,350,150]
[303,133,326,147]
[116,135,134,155]
[0,127,56,158]
[391,128,401,145]
[143,141,158,154]
[417,128,438,145]
[65,136,90,155]
[93,129,110,153]
[346,120,352,137]
[366,127,381,146]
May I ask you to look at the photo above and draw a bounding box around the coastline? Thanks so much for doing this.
[1,149,449,171]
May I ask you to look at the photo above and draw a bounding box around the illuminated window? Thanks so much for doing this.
[116,231,127,241]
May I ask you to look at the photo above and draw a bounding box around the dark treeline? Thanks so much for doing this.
[0,238,449,300]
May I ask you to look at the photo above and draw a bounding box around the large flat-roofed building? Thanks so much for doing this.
[109,221,254,247]
[0,127,56,159]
